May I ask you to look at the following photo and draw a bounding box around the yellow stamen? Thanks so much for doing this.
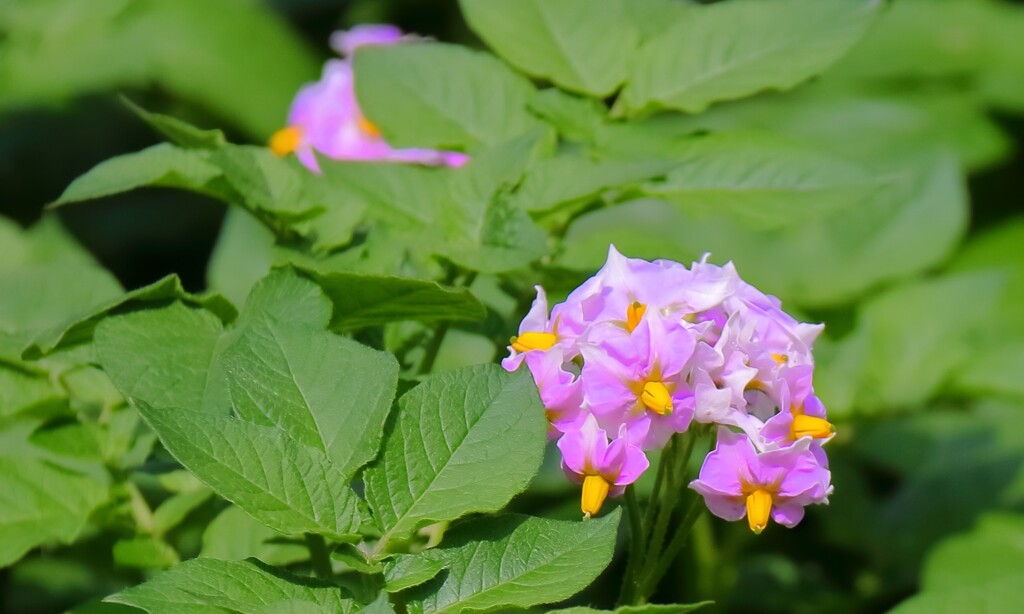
[626,302,647,332]
[746,488,773,534]
[790,414,834,440]
[746,380,766,392]
[641,381,673,415]
[357,115,382,137]
[510,331,557,353]
[269,126,302,156]
[581,474,610,518]
[771,353,788,365]
[682,313,697,323]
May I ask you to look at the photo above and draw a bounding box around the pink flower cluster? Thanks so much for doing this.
[270,25,468,172]
[503,246,834,532]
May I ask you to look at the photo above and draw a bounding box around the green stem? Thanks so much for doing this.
[633,431,701,603]
[418,321,450,375]
[691,512,717,598]
[305,533,333,580]
[620,485,646,604]
[637,497,703,601]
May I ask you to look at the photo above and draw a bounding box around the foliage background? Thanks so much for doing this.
[2,0,1024,612]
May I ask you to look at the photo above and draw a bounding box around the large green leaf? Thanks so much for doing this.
[947,219,1024,400]
[552,605,712,614]
[296,268,488,331]
[436,133,551,273]
[95,302,226,411]
[921,513,1024,591]
[817,271,1006,415]
[639,134,881,229]
[512,155,677,213]
[658,87,1011,173]
[0,0,318,137]
[406,512,621,614]
[53,142,334,238]
[365,366,547,545]
[50,144,228,207]
[106,558,356,613]
[219,315,398,477]
[137,402,363,541]
[0,421,109,567]
[201,505,308,567]
[559,154,966,308]
[23,274,236,359]
[460,0,637,97]
[617,0,881,115]
[0,263,122,348]
[354,42,542,150]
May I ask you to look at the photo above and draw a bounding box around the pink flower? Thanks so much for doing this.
[501,286,573,371]
[557,415,649,517]
[689,428,832,533]
[579,313,696,449]
[522,346,584,438]
[269,25,468,172]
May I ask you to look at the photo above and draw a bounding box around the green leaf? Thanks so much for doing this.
[921,513,1024,591]
[831,0,1002,80]
[122,97,228,149]
[406,512,622,614]
[106,558,356,613]
[662,87,1012,173]
[559,153,967,308]
[460,0,637,96]
[889,574,1024,614]
[0,0,319,137]
[112,537,180,570]
[527,88,607,143]
[354,42,542,150]
[0,422,109,567]
[639,134,881,229]
[151,488,213,536]
[552,604,712,614]
[296,268,487,331]
[817,271,1006,415]
[332,543,383,574]
[365,366,547,544]
[23,274,237,359]
[618,0,882,115]
[431,131,551,273]
[0,363,63,419]
[383,555,444,593]
[95,302,226,411]
[948,219,1024,400]
[0,263,123,346]
[206,208,276,307]
[201,505,308,567]
[51,143,228,208]
[513,155,676,213]
[219,314,399,477]
[136,402,363,541]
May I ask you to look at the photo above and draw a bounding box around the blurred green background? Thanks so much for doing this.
[3,0,1024,612]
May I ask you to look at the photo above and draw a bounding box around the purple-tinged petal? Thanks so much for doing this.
[770,502,806,528]
[330,25,406,57]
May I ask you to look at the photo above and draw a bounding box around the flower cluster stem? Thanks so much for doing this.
[619,429,705,605]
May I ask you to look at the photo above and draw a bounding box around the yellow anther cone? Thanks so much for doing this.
[269,126,302,156]
[746,488,773,534]
[791,414,834,440]
[581,475,610,518]
[626,302,647,332]
[641,381,673,415]
[357,115,382,137]
[511,331,557,353]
